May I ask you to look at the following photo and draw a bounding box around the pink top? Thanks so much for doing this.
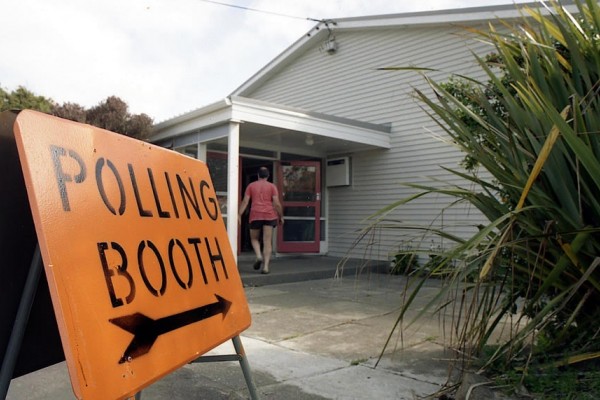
[245,179,279,222]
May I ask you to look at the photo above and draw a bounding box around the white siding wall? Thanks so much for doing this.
[245,24,498,260]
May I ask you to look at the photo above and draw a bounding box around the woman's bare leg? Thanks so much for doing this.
[261,225,274,273]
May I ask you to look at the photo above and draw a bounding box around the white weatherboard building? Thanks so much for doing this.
[150,2,559,262]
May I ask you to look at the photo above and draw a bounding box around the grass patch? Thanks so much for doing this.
[494,365,600,399]
[480,345,600,399]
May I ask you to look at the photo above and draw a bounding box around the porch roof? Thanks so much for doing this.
[151,96,391,157]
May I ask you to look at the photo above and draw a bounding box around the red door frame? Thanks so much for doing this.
[276,161,321,253]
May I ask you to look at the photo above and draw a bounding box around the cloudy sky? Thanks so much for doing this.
[1,0,531,122]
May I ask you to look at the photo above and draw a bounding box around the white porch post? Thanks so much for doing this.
[227,122,240,261]
[196,143,207,162]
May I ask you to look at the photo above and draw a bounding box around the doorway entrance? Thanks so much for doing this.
[239,158,273,253]
[239,158,321,254]
[276,161,321,253]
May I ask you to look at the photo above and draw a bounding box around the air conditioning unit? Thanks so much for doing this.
[326,157,350,187]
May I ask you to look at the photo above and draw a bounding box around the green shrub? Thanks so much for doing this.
[390,252,419,275]
[371,0,600,389]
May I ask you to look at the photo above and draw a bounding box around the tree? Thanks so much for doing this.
[83,96,153,140]
[0,84,153,140]
[125,113,153,140]
[52,102,87,123]
[0,85,54,113]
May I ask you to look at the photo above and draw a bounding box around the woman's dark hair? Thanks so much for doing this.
[258,167,270,178]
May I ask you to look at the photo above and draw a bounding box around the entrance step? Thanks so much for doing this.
[237,255,389,287]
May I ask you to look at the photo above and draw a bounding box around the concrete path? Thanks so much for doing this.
[7,258,459,399]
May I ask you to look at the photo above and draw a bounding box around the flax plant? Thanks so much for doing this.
[371,0,600,380]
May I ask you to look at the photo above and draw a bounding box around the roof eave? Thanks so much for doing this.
[150,98,232,142]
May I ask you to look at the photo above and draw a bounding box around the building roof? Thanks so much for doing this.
[231,1,561,98]
[153,1,575,148]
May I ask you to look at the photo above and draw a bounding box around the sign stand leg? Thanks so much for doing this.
[127,391,142,399]
[0,245,42,399]
[191,336,259,400]
[232,336,259,400]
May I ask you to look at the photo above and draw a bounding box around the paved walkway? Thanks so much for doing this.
[7,256,459,399]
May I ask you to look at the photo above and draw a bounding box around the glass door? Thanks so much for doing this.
[276,161,321,253]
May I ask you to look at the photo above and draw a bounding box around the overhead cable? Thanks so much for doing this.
[197,0,321,22]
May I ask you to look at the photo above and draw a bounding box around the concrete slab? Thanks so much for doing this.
[286,364,441,400]
[6,363,72,400]
[245,308,344,343]
[368,342,457,386]
[278,317,404,362]
[209,337,348,382]
[295,299,399,322]
[244,287,290,299]
[247,291,327,309]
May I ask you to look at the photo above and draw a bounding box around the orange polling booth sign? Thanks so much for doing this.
[11,110,251,399]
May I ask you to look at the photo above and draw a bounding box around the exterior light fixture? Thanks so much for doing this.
[324,38,337,54]
[319,19,338,55]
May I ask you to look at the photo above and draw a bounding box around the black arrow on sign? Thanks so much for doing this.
[109,294,232,363]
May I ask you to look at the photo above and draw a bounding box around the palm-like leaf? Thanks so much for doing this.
[367,0,600,377]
